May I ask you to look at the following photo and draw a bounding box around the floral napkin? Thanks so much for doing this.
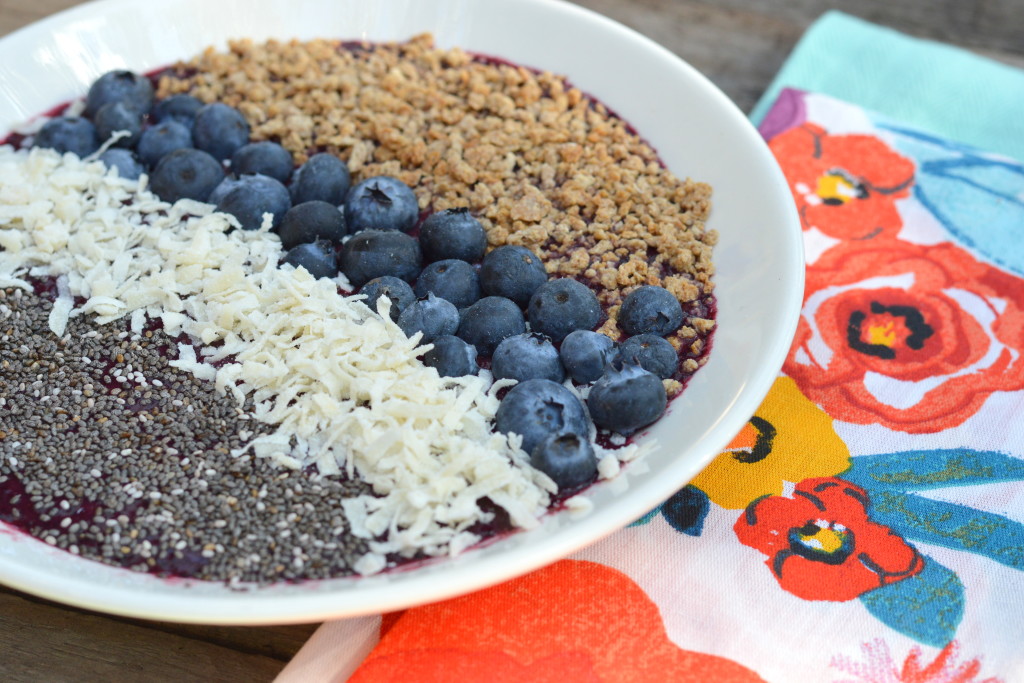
[276,15,1024,683]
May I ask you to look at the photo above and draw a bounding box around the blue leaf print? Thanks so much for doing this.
[880,124,1024,276]
[860,554,964,648]
[845,449,1024,492]
[868,490,1024,570]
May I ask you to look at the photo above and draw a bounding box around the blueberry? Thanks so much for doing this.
[619,334,678,379]
[492,333,565,383]
[278,201,347,250]
[531,432,597,490]
[93,101,142,148]
[398,293,460,344]
[494,379,589,455]
[345,175,418,233]
[137,120,193,168]
[282,240,337,280]
[215,174,292,231]
[479,245,548,307]
[360,276,416,320]
[528,278,602,343]
[560,330,617,384]
[149,148,225,204]
[290,153,351,205]
[98,149,144,180]
[422,335,479,378]
[618,285,684,336]
[413,259,480,309]
[207,176,243,206]
[587,360,667,435]
[151,94,203,128]
[85,70,154,117]
[419,208,487,263]
[456,296,525,356]
[32,117,98,158]
[231,141,293,183]
[337,230,422,288]
[192,103,250,162]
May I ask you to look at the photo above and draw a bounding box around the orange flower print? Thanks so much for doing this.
[735,478,923,602]
[349,559,766,683]
[785,239,1024,432]
[769,123,915,240]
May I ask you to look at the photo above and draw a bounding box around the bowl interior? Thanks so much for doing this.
[0,0,803,624]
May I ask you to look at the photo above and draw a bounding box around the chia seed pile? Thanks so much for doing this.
[0,284,374,584]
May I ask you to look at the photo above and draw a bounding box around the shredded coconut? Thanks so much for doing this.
[0,145,558,563]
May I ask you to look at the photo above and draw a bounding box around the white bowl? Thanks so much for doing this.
[0,0,802,624]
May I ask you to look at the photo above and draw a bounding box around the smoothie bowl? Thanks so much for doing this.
[0,0,802,624]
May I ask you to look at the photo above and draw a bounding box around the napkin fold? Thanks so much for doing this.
[750,10,1024,163]
[278,12,1024,683]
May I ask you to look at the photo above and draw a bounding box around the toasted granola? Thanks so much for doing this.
[158,34,716,387]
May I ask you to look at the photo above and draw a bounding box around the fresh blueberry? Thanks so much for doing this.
[207,176,243,207]
[98,149,144,180]
[619,334,678,379]
[93,101,142,148]
[149,148,225,204]
[492,333,565,383]
[345,175,418,233]
[359,276,416,320]
[277,201,347,250]
[192,103,250,162]
[398,293,460,344]
[137,120,193,168]
[618,285,684,336]
[231,141,293,183]
[337,230,422,288]
[289,153,351,205]
[479,245,547,307]
[419,208,487,263]
[587,360,667,435]
[151,94,203,128]
[413,259,480,309]
[495,379,589,455]
[560,330,617,384]
[85,70,154,117]
[422,335,479,378]
[215,174,292,231]
[456,296,525,356]
[528,278,602,343]
[32,117,98,158]
[531,432,597,490]
[282,240,337,280]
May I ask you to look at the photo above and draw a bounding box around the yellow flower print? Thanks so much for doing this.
[690,376,850,509]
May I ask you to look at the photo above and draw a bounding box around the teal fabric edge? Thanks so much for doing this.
[749,10,1024,164]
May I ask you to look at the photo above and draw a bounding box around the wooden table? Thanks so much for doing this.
[2,1,1022,680]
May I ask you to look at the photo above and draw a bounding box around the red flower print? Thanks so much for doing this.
[350,559,766,682]
[786,239,1024,432]
[769,123,915,240]
[735,477,923,602]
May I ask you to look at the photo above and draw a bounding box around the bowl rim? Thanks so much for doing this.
[0,0,804,624]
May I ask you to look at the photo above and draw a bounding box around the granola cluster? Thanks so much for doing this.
[157,35,716,386]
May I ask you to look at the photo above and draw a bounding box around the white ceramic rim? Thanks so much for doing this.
[0,0,804,624]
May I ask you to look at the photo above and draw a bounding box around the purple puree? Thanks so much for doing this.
[1,43,716,581]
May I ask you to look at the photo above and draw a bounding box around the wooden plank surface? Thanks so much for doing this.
[1,0,1023,681]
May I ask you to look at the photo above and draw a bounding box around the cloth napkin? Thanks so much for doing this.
[276,12,1024,682]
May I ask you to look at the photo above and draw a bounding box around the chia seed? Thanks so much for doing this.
[0,283,374,584]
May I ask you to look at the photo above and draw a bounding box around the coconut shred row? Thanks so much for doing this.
[0,145,557,568]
